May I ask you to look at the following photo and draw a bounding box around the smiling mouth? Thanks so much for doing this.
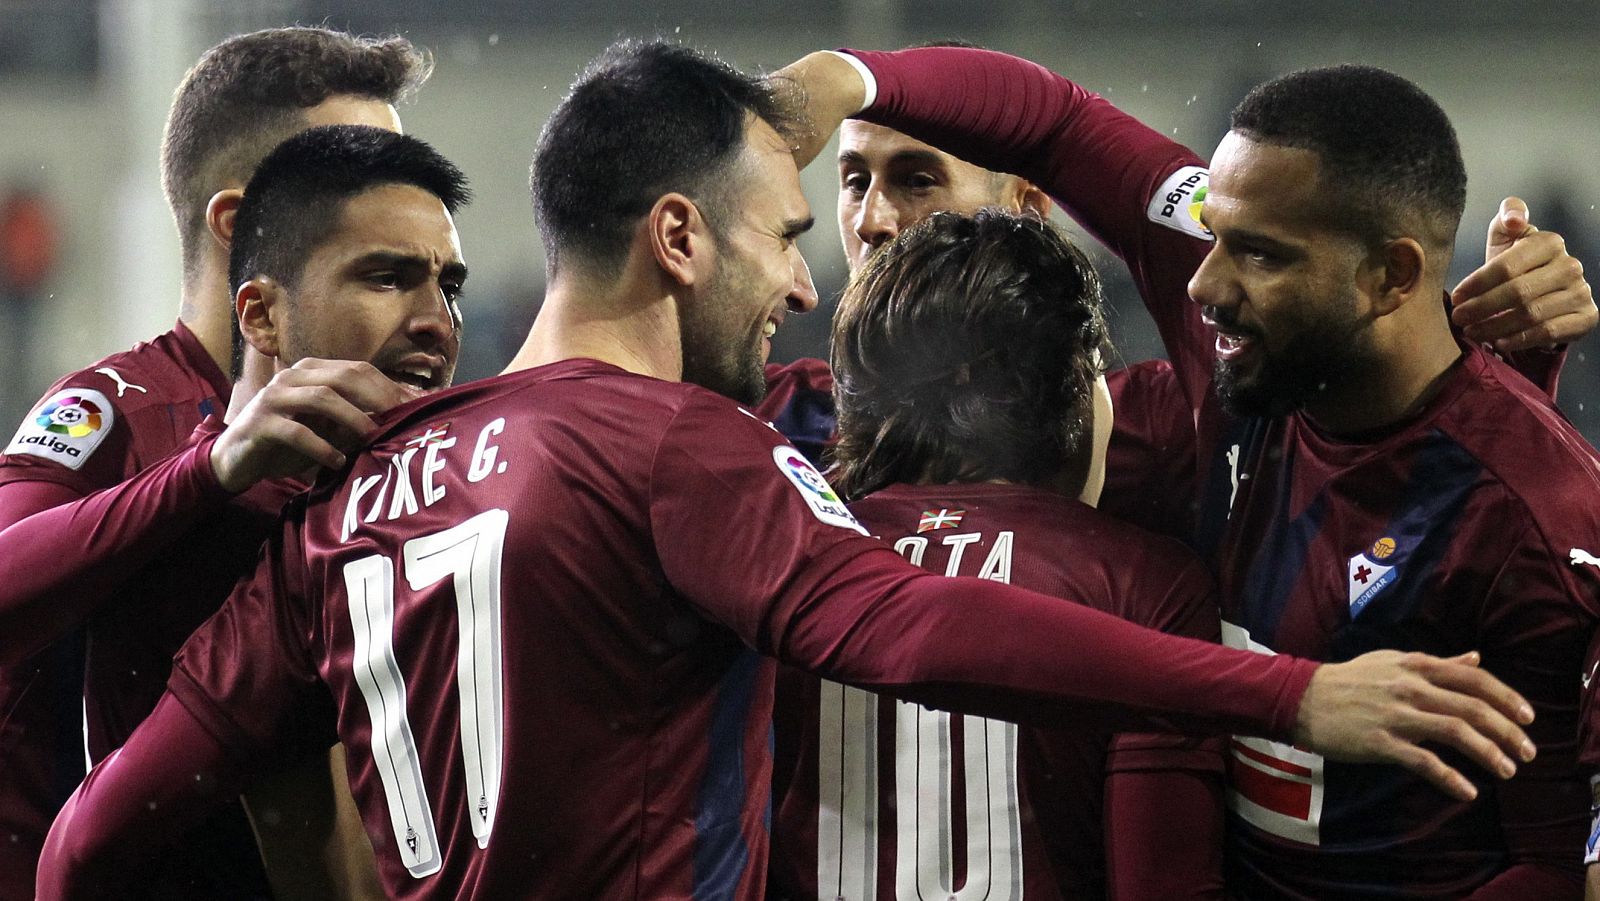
[382,361,444,393]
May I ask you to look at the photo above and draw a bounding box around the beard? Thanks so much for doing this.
[679,252,769,407]
[1211,297,1376,420]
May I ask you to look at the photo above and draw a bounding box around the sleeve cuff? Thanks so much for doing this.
[827,50,877,113]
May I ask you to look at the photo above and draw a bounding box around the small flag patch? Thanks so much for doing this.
[917,508,965,533]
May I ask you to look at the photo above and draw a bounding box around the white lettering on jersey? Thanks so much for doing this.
[977,531,1014,582]
[940,532,982,572]
[93,367,146,398]
[1220,620,1325,846]
[342,473,386,542]
[385,449,422,521]
[420,435,458,506]
[772,446,867,535]
[343,418,508,543]
[814,532,1025,899]
[5,387,115,471]
[893,535,928,567]
[1146,165,1214,241]
[467,418,506,483]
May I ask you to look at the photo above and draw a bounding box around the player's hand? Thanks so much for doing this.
[1450,196,1595,352]
[1292,650,1536,802]
[210,359,419,493]
[771,51,869,169]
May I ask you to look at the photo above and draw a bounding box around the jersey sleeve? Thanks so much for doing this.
[1479,520,1594,884]
[167,501,330,753]
[649,392,1317,739]
[0,420,233,664]
[844,45,1217,410]
[0,373,143,495]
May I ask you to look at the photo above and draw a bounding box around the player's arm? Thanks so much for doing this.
[0,359,409,663]
[35,693,256,901]
[38,507,322,897]
[1451,196,1596,396]
[650,397,1536,801]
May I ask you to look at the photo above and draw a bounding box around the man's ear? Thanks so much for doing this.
[206,189,244,252]
[647,193,714,288]
[235,277,285,358]
[1013,180,1053,221]
[1369,237,1428,317]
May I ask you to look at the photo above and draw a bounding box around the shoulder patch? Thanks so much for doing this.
[5,388,116,470]
[771,445,867,535]
[1146,165,1213,241]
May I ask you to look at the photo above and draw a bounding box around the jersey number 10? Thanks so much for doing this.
[341,508,509,878]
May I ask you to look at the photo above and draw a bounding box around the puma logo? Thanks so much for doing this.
[94,367,146,398]
[1570,548,1600,569]
[1585,660,1599,691]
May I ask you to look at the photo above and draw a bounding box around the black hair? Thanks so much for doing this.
[1230,65,1466,250]
[830,209,1109,500]
[227,125,470,373]
[530,40,801,275]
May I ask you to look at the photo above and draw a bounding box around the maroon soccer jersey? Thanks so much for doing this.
[163,358,1314,900]
[847,45,1599,897]
[0,321,276,900]
[769,482,1224,901]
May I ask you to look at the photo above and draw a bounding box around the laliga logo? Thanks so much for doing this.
[786,454,841,502]
[36,395,103,438]
[1160,172,1211,235]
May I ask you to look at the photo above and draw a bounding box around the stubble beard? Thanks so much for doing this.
[1214,296,1376,420]
[679,254,768,407]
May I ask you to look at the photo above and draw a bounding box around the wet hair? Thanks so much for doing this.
[227,125,470,372]
[1230,65,1466,251]
[162,26,430,275]
[830,209,1109,500]
[530,39,801,275]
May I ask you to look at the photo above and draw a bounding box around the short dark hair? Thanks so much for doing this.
[162,26,430,275]
[829,209,1109,500]
[228,125,470,372]
[530,40,801,275]
[1230,65,1466,251]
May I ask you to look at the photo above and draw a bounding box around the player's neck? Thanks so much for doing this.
[178,255,236,379]
[1303,315,1463,435]
[223,351,276,424]
[504,276,683,383]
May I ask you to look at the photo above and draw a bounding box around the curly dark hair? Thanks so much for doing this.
[829,209,1109,500]
[161,26,430,274]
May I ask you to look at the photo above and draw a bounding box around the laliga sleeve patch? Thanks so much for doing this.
[772,445,867,535]
[5,388,115,470]
[1146,165,1213,241]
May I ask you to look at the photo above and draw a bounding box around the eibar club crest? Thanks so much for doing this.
[917,508,965,533]
[1347,536,1399,617]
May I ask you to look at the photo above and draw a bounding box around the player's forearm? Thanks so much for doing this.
[0,431,231,664]
[36,693,243,900]
[773,51,867,169]
[847,47,1197,249]
[773,548,1315,739]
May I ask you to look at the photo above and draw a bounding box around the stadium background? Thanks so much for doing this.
[0,0,1595,440]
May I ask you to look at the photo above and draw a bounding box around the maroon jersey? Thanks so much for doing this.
[0,321,275,899]
[756,358,835,469]
[1100,359,1197,542]
[770,482,1224,900]
[163,358,1313,900]
[848,45,1598,897]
